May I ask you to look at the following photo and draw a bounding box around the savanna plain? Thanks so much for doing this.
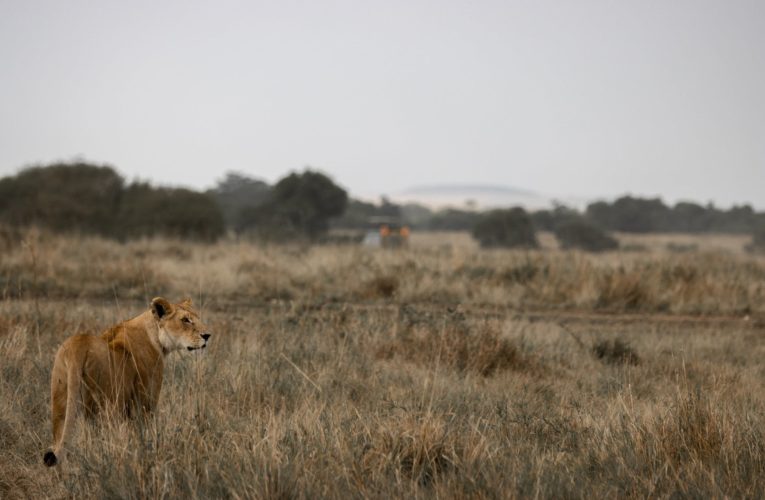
[2,229,765,498]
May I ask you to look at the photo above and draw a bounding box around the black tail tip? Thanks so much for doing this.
[43,450,57,467]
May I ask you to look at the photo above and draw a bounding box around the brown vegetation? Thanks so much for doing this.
[2,229,765,497]
[2,228,764,315]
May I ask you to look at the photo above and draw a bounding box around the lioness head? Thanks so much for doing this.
[151,297,212,353]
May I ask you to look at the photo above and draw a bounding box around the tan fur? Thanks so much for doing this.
[43,297,211,466]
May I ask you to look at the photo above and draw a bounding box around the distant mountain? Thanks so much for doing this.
[391,184,553,210]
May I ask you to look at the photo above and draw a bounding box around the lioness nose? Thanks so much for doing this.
[201,333,211,341]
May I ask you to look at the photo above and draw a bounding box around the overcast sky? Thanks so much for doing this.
[0,0,763,207]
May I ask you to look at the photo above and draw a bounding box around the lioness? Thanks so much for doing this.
[43,297,211,467]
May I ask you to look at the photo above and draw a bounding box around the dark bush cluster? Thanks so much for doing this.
[236,170,348,241]
[0,163,224,241]
[0,163,123,235]
[472,208,538,249]
[554,218,619,252]
[208,172,271,229]
[332,197,402,230]
[468,205,619,253]
[587,196,764,233]
[748,226,765,253]
[117,183,225,241]
[0,163,351,243]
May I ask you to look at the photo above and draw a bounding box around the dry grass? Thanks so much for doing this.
[409,230,752,255]
[3,229,764,316]
[376,307,533,377]
[2,229,765,498]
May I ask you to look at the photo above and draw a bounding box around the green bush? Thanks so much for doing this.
[471,208,538,249]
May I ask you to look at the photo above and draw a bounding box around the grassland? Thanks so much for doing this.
[1,229,765,498]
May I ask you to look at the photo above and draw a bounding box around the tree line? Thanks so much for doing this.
[337,195,765,235]
[1,162,763,247]
[584,196,763,234]
[0,163,224,241]
[0,162,348,242]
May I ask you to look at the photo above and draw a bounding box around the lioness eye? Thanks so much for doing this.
[182,317,192,324]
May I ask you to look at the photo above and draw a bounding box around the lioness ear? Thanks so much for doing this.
[151,297,173,320]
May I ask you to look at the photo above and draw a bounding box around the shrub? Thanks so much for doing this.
[0,163,225,242]
[117,183,225,242]
[0,162,123,234]
[586,196,671,232]
[595,270,651,311]
[361,413,459,486]
[749,226,765,253]
[666,242,699,253]
[238,170,348,241]
[208,172,271,229]
[361,275,399,299]
[471,208,538,249]
[428,208,481,231]
[377,312,531,377]
[0,224,22,252]
[554,219,618,252]
[592,339,640,365]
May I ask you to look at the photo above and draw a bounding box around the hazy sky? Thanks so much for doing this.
[1,0,763,207]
